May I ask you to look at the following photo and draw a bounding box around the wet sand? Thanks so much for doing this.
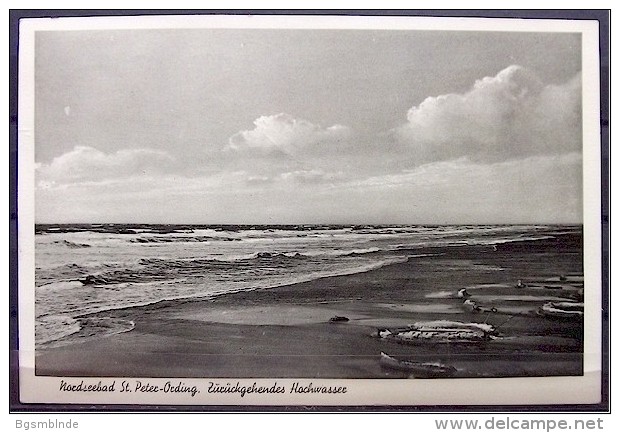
[36,233,584,379]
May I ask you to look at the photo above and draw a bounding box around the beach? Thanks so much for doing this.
[35,232,584,379]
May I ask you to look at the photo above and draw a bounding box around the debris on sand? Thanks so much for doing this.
[377,320,497,343]
[458,288,471,299]
[463,299,498,313]
[538,302,584,320]
[379,352,458,378]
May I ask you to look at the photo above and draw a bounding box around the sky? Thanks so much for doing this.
[34,27,583,224]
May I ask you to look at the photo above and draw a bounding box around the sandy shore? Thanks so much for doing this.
[36,233,584,379]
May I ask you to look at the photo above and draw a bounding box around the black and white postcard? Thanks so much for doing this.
[16,13,605,407]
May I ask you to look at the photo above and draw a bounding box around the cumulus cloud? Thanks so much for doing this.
[221,113,355,185]
[394,65,582,163]
[226,113,352,156]
[36,146,175,186]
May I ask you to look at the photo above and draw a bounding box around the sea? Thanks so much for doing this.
[33,224,579,348]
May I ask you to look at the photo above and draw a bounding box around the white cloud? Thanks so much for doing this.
[243,169,346,187]
[221,113,355,185]
[338,153,582,223]
[350,152,581,188]
[35,153,582,224]
[36,146,175,185]
[394,65,581,163]
[226,113,352,156]
[279,169,345,184]
[245,175,273,185]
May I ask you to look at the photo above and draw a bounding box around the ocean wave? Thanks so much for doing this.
[130,235,242,244]
[36,263,92,286]
[36,224,196,235]
[144,247,385,264]
[328,247,382,257]
[469,235,555,246]
[55,240,91,248]
[71,246,405,287]
[249,247,382,259]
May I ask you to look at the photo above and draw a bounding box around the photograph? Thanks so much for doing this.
[15,12,605,407]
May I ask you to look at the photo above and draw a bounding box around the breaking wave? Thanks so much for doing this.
[71,247,387,287]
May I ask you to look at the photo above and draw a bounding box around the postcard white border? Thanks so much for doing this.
[17,13,603,406]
